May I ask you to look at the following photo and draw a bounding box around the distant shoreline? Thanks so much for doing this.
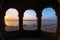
[5,20,56,21]
[5,20,37,21]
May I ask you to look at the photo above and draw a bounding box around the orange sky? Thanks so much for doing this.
[5,15,19,20]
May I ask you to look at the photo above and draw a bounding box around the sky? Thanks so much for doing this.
[42,7,56,20]
[5,8,19,20]
[23,9,37,20]
[5,7,56,20]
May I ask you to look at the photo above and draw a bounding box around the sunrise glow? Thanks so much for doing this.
[5,8,56,26]
[5,8,19,26]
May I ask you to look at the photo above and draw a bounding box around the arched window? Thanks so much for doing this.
[23,9,37,31]
[4,8,19,31]
[41,7,57,33]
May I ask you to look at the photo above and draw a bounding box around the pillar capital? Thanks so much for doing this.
[36,10,42,17]
[37,14,42,17]
[56,11,60,17]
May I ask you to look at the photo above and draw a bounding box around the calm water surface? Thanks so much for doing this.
[5,20,57,32]
[5,20,57,26]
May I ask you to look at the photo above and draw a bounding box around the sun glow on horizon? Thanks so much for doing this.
[5,8,19,26]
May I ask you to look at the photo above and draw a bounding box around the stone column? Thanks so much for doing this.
[54,9,60,40]
[36,10,42,32]
[0,9,7,40]
[18,10,24,32]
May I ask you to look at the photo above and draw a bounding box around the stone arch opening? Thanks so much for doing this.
[41,7,57,33]
[23,9,37,31]
[4,8,19,31]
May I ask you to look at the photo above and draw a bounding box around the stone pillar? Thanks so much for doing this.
[18,10,24,32]
[0,9,7,40]
[36,10,42,32]
[54,9,60,40]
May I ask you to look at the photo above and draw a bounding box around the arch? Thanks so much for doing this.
[4,8,19,31]
[23,9,37,31]
[41,7,57,33]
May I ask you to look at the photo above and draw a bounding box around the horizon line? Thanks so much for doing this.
[5,19,56,21]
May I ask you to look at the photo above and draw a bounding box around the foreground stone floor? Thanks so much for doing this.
[8,37,49,40]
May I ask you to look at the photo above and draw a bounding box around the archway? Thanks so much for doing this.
[41,7,57,33]
[4,8,19,31]
[23,9,37,31]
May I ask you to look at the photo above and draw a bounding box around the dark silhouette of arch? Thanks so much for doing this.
[0,0,60,40]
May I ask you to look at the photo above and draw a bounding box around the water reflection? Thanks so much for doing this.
[5,20,19,26]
